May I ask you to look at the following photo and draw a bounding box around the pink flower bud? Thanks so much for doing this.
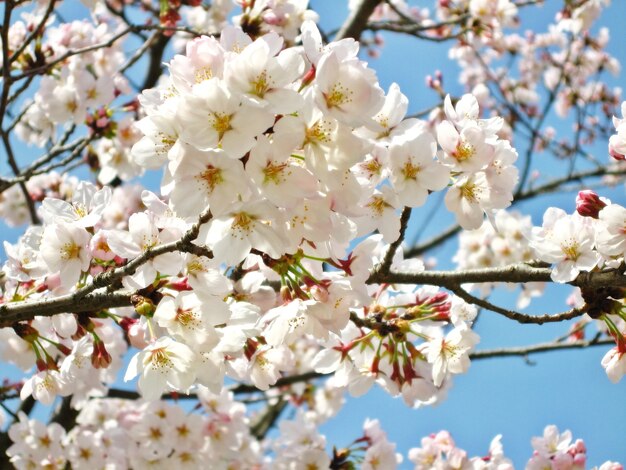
[262,11,281,26]
[127,321,149,350]
[571,438,586,454]
[45,272,62,291]
[573,453,586,468]
[609,143,625,160]
[576,190,606,218]
[90,231,116,261]
[90,264,105,276]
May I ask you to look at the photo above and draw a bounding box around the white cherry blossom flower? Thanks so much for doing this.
[196,200,287,266]
[41,181,111,227]
[40,223,92,287]
[20,370,70,406]
[601,345,626,383]
[389,130,450,207]
[169,145,249,218]
[531,212,600,283]
[246,134,318,208]
[425,325,480,387]
[314,50,385,129]
[177,78,274,158]
[124,336,197,400]
[224,32,305,113]
[106,211,183,289]
[444,173,492,230]
[154,292,228,347]
[356,82,423,144]
[437,120,494,172]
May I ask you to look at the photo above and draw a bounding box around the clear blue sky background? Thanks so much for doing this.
[0,1,625,467]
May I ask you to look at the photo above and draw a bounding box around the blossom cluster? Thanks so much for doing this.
[0,0,625,465]
[409,424,622,470]
[454,209,543,308]
[6,389,263,469]
[435,0,619,160]
[0,13,517,409]
[6,400,622,470]
[526,190,626,383]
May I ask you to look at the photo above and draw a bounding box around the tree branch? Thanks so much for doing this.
[372,206,411,276]
[446,282,586,325]
[470,337,614,359]
[335,0,382,41]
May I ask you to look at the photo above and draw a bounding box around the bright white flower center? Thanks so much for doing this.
[324,82,352,109]
[146,348,173,374]
[561,240,580,261]
[194,67,213,83]
[157,132,176,155]
[175,308,200,330]
[36,374,57,396]
[232,212,255,238]
[460,181,480,202]
[454,141,475,162]
[187,259,206,275]
[209,112,233,140]
[73,203,87,218]
[61,242,81,260]
[367,195,390,216]
[250,70,271,97]
[441,339,460,359]
[360,158,383,179]
[401,160,421,180]
[141,234,158,252]
[304,120,332,145]
[66,99,78,113]
[196,165,223,193]
[262,161,288,185]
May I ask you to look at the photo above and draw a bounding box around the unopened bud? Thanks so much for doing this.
[280,285,293,303]
[573,454,587,467]
[91,340,112,369]
[55,343,72,356]
[12,323,39,343]
[576,190,606,218]
[370,355,380,374]
[118,317,137,332]
[71,323,88,341]
[36,358,47,371]
[131,295,156,317]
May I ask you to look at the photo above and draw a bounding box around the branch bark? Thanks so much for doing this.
[335,0,382,41]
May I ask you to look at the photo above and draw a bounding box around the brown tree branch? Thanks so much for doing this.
[335,0,382,41]
[446,282,587,325]
[469,337,614,359]
[372,206,411,276]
